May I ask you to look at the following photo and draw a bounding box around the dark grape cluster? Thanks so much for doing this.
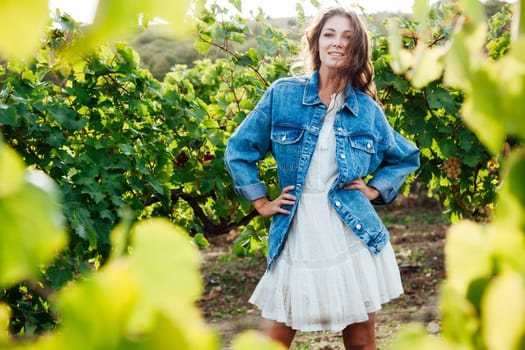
[443,156,462,179]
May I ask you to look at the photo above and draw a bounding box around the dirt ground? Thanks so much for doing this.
[197,193,448,349]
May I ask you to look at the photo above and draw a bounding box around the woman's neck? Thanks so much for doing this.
[318,68,344,105]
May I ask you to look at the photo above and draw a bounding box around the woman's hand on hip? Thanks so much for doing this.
[344,178,380,201]
[251,185,296,218]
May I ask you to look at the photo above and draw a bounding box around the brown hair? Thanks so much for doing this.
[303,6,378,102]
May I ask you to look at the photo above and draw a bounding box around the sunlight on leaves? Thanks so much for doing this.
[409,47,445,88]
[458,0,486,24]
[126,219,218,349]
[445,221,492,296]
[444,18,488,91]
[0,167,67,287]
[0,142,25,197]
[47,218,218,350]
[0,0,49,59]
[391,324,456,350]
[129,219,201,308]
[494,151,525,229]
[505,151,525,213]
[387,19,413,74]
[0,304,9,345]
[512,0,525,40]
[500,37,525,143]
[63,0,193,57]
[482,270,525,350]
[228,0,242,12]
[232,330,286,350]
[108,208,135,261]
[460,68,507,154]
[50,263,141,350]
[439,287,480,347]
[412,0,429,30]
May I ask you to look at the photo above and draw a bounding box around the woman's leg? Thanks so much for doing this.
[259,318,296,348]
[342,313,377,350]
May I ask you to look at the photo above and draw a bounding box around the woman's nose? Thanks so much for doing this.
[332,36,343,47]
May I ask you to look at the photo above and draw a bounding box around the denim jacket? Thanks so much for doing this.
[225,71,420,270]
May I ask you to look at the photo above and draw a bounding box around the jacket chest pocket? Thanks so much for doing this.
[271,125,305,172]
[349,135,376,176]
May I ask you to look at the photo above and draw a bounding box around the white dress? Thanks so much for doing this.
[249,93,404,332]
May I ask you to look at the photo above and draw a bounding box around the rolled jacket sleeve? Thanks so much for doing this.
[367,128,420,205]
[224,87,274,201]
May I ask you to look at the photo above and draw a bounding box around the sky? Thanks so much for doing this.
[48,0,417,24]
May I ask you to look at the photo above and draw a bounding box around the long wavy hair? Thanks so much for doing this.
[303,6,379,102]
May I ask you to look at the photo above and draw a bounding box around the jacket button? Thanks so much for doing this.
[337,127,343,132]
[367,143,372,149]
[340,154,346,159]
[335,201,341,207]
[338,183,344,188]
[355,224,362,230]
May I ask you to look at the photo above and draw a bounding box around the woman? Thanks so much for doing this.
[225,6,420,349]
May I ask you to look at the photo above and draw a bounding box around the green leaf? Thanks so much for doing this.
[0,0,49,59]
[119,144,135,155]
[0,143,25,197]
[46,130,67,147]
[461,69,506,154]
[387,19,413,74]
[444,20,488,91]
[51,261,142,350]
[51,218,218,349]
[129,219,202,308]
[198,178,215,193]
[45,264,75,290]
[499,37,525,142]
[391,324,455,350]
[496,150,525,230]
[445,221,492,296]
[232,330,285,350]
[64,0,193,57]
[513,0,525,39]
[0,108,18,126]
[192,233,210,248]
[482,271,525,350]
[504,151,525,213]
[412,0,429,30]
[427,86,454,110]
[459,0,486,24]
[0,304,10,344]
[439,286,480,346]
[228,0,242,12]
[0,170,67,287]
[237,54,254,67]
[48,104,87,131]
[239,99,255,110]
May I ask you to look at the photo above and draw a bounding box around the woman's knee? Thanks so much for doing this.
[259,318,296,348]
[342,314,376,350]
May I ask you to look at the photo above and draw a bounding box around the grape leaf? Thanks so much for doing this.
[0,0,49,58]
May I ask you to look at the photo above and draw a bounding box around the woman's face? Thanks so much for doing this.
[318,15,353,71]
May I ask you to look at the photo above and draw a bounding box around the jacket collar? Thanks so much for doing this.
[302,71,359,117]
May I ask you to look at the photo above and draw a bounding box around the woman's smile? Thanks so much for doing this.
[318,15,352,70]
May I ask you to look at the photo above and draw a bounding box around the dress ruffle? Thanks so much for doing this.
[249,192,403,331]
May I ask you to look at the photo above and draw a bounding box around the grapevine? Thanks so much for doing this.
[443,156,462,180]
